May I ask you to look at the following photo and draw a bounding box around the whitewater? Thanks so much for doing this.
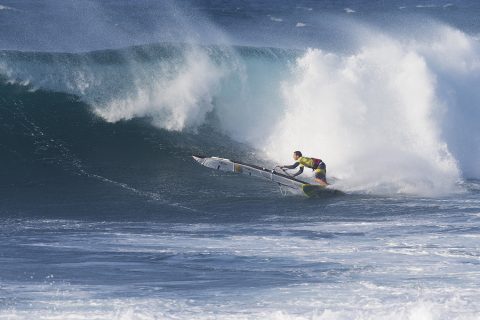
[1,1,479,319]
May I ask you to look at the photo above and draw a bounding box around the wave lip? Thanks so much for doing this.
[93,48,227,131]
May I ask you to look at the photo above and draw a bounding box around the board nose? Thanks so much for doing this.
[192,155,206,163]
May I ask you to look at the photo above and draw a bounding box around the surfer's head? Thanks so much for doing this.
[293,151,302,160]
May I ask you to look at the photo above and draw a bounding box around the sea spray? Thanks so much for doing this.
[262,26,480,195]
[265,44,460,195]
[93,48,226,131]
[413,26,480,179]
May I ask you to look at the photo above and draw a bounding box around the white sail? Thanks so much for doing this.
[192,155,305,190]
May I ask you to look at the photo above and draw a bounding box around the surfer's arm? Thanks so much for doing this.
[282,162,299,170]
[292,166,304,177]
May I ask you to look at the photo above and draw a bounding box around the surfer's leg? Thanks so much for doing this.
[314,168,328,186]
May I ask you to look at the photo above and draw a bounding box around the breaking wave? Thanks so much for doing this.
[1,23,479,196]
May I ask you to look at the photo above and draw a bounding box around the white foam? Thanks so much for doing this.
[344,8,356,14]
[296,23,307,28]
[416,4,437,9]
[296,7,313,12]
[0,4,14,10]
[268,15,283,22]
[260,25,480,196]
[94,48,226,131]
[1,276,479,320]
[2,216,479,319]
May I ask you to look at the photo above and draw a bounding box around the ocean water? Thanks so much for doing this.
[1,1,480,319]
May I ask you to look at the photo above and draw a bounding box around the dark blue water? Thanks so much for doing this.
[1,1,480,319]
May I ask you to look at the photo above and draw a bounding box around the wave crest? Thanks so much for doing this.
[93,48,226,131]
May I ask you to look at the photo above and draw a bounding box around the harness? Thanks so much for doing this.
[297,156,326,171]
[311,158,325,171]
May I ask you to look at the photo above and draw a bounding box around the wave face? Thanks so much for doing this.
[1,24,480,196]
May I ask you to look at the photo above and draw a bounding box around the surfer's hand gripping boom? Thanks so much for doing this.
[274,166,292,176]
